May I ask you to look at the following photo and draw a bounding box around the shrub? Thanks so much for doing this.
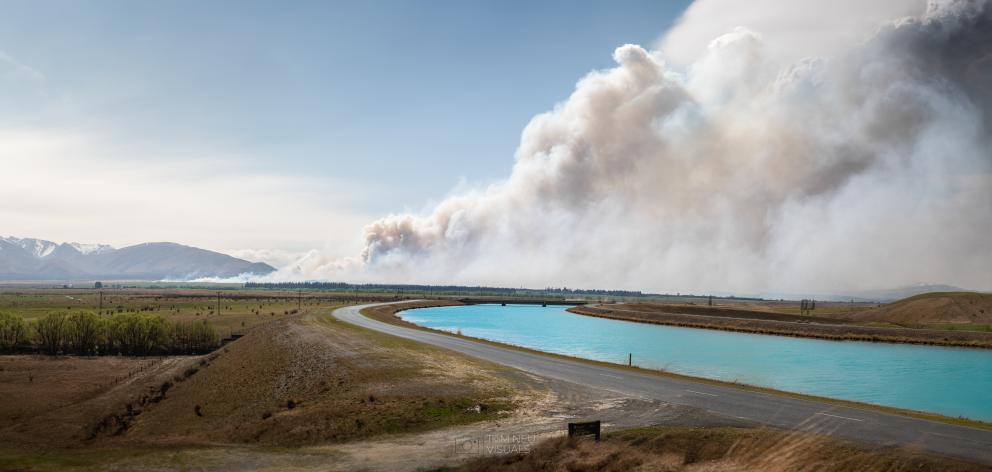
[0,311,29,352]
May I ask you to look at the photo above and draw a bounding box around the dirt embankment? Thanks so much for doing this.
[612,302,850,324]
[361,299,464,325]
[851,292,992,326]
[571,304,992,348]
[120,313,523,446]
[452,426,989,472]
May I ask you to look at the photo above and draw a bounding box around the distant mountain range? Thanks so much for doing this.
[0,236,275,281]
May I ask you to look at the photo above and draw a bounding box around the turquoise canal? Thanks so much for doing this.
[399,304,992,422]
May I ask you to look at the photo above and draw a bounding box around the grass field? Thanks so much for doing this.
[0,288,379,335]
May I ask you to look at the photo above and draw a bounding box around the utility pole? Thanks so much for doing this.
[217,292,221,315]
[298,290,302,310]
[99,291,103,314]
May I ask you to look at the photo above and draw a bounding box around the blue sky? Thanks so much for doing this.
[0,0,691,259]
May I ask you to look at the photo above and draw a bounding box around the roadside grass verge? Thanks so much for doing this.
[925,323,992,333]
[356,301,992,432]
[0,446,168,472]
[441,426,989,472]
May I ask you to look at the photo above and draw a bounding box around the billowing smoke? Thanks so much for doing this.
[304,0,992,294]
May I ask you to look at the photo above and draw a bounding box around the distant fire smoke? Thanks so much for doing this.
[289,0,992,294]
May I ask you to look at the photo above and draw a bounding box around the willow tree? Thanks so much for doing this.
[66,311,104,355]
[34,312,70,355]
[0,311,28,353]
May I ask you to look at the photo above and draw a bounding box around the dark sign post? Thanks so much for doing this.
[568,421,601,441]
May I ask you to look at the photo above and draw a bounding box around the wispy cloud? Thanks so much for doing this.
[0,128,374,258]
[0,50,45,83]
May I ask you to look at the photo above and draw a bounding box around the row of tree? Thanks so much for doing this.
[0,311,219,355]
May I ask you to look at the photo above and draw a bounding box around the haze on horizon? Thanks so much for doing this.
[2,0,990,295]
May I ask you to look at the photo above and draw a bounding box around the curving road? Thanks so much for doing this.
[333,303,992,465]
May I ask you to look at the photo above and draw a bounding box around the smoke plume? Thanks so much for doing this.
[303,0,992,294]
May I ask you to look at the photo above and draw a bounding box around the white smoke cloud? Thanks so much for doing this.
[302,0,992,294]
[656,0,925,67]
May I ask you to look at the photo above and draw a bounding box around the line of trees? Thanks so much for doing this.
[0,310,219,355]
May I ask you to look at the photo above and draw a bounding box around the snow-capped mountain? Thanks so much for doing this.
[2,237,59,258]
[0,236,275,280]
[67,242,115,255]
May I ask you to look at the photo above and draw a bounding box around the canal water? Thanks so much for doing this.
[398,304,992,422]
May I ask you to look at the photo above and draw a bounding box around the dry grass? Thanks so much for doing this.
[0,355,161,429]
[0,305,527,470]
[853,292,992,325]
[118,312,517,446]
[447,426,989,472]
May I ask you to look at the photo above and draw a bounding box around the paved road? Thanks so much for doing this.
[333,303,992,465]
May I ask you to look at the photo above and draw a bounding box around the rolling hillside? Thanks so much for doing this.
[857,292,992,325]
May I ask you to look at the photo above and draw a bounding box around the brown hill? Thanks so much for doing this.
[857,292,992,325]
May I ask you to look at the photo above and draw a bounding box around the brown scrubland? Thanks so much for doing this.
[0,303,524,470]
[571,292,992,348]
